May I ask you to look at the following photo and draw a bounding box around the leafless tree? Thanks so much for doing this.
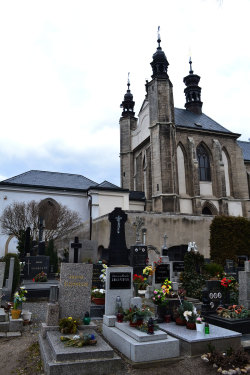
[0,200,81,242]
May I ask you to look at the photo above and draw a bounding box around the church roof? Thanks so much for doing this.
[0,170,99,191]
[174,108,235,135]
[237,141,250,161]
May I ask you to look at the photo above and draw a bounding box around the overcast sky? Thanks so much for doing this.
[0,0,249,186]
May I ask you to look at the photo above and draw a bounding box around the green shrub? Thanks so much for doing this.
[0,253,20,294]
[210,216,250,265]
[181,251,206,300]
[204,262,224,277]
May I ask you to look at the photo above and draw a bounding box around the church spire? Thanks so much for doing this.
[183,58,203,115]
[120,73,135,117]
[150,27,169,79]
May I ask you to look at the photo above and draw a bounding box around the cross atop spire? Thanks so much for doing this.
[189,57,193,75]
[157,26,161,49]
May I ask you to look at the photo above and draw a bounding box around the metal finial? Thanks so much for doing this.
[157,26,161,48]
[189,57,193,74]
[127,72,130,90]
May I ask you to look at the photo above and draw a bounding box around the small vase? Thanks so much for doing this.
[133,284,139,297]
[129,320,137,327]
[11,309,21,319]
[117,313,123,323]
[164,314,171,323]
[186,322,196,330]
[175,317,186,326]
[147,275,152,285]
[196,322,205,333]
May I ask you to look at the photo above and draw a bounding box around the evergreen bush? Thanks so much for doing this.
[180,251,206,299]
[210,216,250,265]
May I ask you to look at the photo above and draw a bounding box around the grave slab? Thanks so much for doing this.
[7,331,22,337]
[114,322,168,342]
[39,331,123,375]
[0,308,6,322]
[158,322,242,356]
[9,317,23,332]
[47,330,114,362]
[102,324,179,362]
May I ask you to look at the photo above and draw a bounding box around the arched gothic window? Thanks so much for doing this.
[197,145,211,181]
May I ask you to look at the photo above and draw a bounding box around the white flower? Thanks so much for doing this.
[183,310,192,321]
[73,335,80,340]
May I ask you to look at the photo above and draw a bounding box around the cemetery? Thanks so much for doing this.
[0,208,249,374]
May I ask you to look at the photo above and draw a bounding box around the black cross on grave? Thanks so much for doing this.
[71,237,82,263]
[108,207,130,266]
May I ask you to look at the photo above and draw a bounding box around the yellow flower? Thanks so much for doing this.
[68,317,72,320]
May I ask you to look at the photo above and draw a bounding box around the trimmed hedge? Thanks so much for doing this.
[210,216,250,265]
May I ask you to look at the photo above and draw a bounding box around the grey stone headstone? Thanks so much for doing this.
[58,263,93,320]
[69,239,98,264]
[238,267,250,309]
[0,263,5,288]
[105,266,133,315]
[7,258,14,293]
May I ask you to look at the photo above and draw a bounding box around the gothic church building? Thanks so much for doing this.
[120,35,250,218]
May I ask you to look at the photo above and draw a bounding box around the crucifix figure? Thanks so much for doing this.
[162,233,168,256]
[133,217,145,244]
[115,215,122,234]
[71,237,82,263]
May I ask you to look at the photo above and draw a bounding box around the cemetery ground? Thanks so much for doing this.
[0,317,239,375]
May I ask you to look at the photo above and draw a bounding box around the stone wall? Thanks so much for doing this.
[91,211,213,259]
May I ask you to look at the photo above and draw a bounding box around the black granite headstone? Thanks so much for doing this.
[108,207,129,266]
[92,264,104,289]
[23,255,50,279]
[155,264,170,284]
[24,227,31,255]
[173,261,184,273]
[202,280,223,314]
[167,245,188,261]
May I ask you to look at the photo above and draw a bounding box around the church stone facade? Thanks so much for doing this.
[120,34,250,218]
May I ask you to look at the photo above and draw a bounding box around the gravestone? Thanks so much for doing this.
[38,218,46,255]
[162,234,168,256]
[201,280,223,314]
[167,244,188,261]
[108,207,129,266]
[104,266,133,315]
[58,263,93,319]
[238,261,250,309]
[92,263,104,289]
[0,262,5,305]
[23,255,50,279]
[130,245,148,275]
[2,257,14,301]
[154,264,170,284]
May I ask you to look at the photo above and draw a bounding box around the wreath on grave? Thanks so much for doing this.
[60,333,97,347]
[59,317,80,334]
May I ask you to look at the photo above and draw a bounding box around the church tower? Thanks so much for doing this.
[147,29,179,212]
[183,58,203,115]
[120,75,137,190]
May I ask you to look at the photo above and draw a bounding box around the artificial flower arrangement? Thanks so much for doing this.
[176,300,194,321]
[196,316,204,324]
[13,287,27,309]
[133,274,147,290]
[123,306,152,325]
[60,333,97,347]
[33,271,47,282]
[99,264,107,284]
[220,275,238,291]
[142,266,153,277]
[91,288,105,298]
[59,317,80,334]
[152,278,172,305]
[183,308,197,324]
[216,305,250,320]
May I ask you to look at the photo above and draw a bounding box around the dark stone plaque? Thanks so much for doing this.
[167,244,188,261]
[130,245,148,267]
[173,261,184,273]
[202,280,223,314]
[92,264,103,289]
[110,272,131,289]
[23,256,50,279]
[155,264,170,284]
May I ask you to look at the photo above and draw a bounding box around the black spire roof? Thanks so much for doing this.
[183,58,203,115]
[120,73,135,117]
[150,27,169,79]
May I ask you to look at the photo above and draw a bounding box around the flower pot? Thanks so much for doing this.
[11,309,21,319]
[175,317,186,326]
[129,320,137,327]
[133,284,139,297]
[92,297,105,305]
[164,314,171,323]
[117,313,123,323]
[22,310,32,321]
[196,322,205,333]
[186,322,196,330]
[136,319,143,326]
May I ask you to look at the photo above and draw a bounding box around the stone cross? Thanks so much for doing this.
[71,237,82,263]
[133,217,145,244]
[162,234,168,256]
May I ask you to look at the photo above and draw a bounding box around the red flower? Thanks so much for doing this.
[32,278,35,282]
